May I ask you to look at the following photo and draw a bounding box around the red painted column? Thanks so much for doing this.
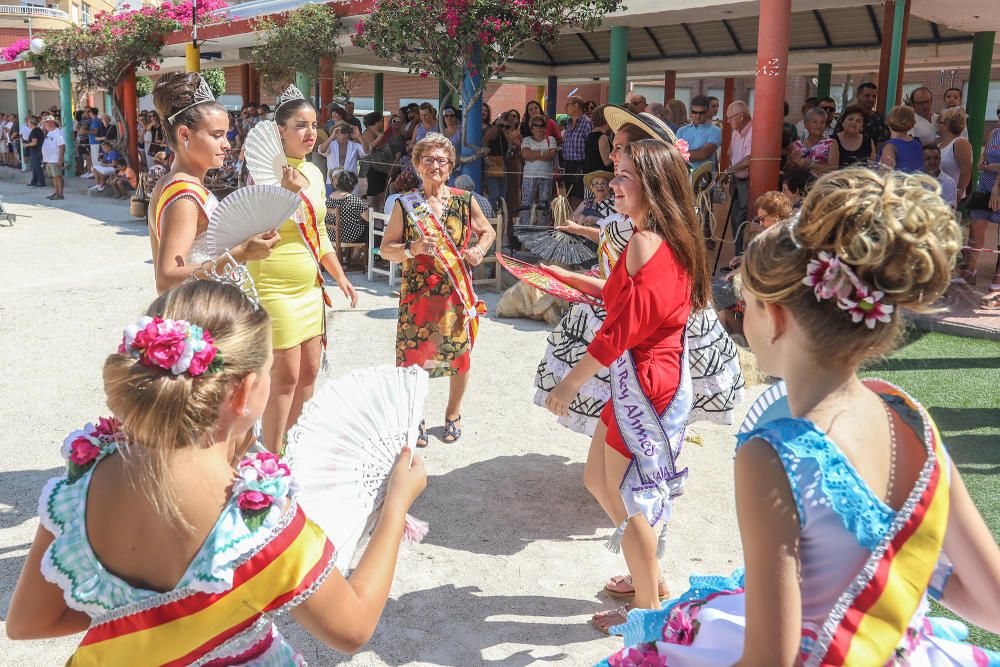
[122,67,140,170]
[893,2,911,106]
[663,70,676,101]
[877,1,895,114]
[319,57,334,122]
[720,77,735,171]
[240,64,251,105]
[749,0,791,207]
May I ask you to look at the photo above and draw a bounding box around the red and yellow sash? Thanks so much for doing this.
[815,380,950,667]
[152,179,210,241]
[68,507,335,666]
[399,189,487,347]
[293,192,333,308]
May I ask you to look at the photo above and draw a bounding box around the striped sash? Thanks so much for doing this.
[808,380,951,667]
[68,507,335,666]
[399,189,486,347]
[152,179,211,241]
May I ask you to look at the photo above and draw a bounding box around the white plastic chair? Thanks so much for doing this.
[367,208,400,287]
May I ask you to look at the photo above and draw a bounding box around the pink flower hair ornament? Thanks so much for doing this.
[673,138,691,164]
[118,316,223,376]
[802,251,894,329]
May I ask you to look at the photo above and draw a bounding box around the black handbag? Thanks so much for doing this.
[965,191,992,211]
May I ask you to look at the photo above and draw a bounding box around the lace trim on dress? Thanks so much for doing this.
[736,418,896,550]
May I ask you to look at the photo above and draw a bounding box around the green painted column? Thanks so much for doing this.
[103,92,113,115]
[883,0,908,117]
[373,73,384,115]
[60,70,76,177]
[967,31,996,190]
[817,63,832,99]
[295,72,312,100]
[16,70,28,171]
[609,26,629,105]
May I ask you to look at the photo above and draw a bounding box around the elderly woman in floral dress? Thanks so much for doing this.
[380,134,496,446]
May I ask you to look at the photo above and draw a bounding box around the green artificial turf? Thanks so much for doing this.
[861,331,1000,650]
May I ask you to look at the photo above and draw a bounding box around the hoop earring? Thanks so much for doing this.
[183,137,190,151]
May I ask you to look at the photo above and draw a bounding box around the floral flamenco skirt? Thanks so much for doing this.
[534,305,746,437]
[598,572,1000,667]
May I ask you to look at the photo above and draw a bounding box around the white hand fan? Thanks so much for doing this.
[285,365,429,574]
[205,185,301,256]
[245,119,286,186]
[738,381,791,434]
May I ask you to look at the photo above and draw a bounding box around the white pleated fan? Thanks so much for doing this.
[285,365,430,573]
[205,185,301,256]
[245,120,287,186]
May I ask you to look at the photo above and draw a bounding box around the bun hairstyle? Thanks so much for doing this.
[104,280,270,524]
[741,167,961,366]
[153,72,226,150]
[274,98,315,127]
[623,139,712,311]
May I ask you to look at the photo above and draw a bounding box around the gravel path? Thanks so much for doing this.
[0,180,755,665]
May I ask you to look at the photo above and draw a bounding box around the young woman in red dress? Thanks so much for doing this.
[545,139,711,632]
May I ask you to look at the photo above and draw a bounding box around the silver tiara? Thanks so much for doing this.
[167,76,216,123]
[191,252,261,310]
[275,84,306,112]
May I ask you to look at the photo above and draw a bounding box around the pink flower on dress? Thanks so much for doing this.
[237,490,274,511]
[839,290,894,329]
[662,607,696,646]
[93,416,123,440]
[240,451,291,480]
[608,646,667,667]
[69,437,102,466]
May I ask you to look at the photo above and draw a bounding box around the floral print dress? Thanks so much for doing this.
[395,189,474,378]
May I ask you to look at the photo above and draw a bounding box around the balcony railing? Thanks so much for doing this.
[0,5,72,20]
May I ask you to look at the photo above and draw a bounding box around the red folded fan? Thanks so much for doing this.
[496,253,603,306]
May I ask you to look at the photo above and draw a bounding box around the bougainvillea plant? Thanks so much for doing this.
[354,0,625,106]
[251,3,345,91]
[1,38,30,64]
[28,0,228,166]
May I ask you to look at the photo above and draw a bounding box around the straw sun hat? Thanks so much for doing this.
[602,105,678,145]
[583,170,614,192]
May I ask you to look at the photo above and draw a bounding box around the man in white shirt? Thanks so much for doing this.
[721,101,753,254]
[41,116,66,200]
[0,115,12,168]
[909,87,938,145]
[923,143,957,207]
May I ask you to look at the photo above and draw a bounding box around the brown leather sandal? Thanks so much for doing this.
[592,605,631,635]
[604,574,670,601]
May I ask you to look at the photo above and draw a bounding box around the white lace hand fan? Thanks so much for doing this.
[285,365,429,574]
[245,120,286,186]
[205,185,301,257]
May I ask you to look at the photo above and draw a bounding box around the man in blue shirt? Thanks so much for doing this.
[89,140,119,192]
[677,95,722,173]
[85,107,102,179]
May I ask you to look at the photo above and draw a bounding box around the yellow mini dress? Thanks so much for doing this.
[247,157,334,350]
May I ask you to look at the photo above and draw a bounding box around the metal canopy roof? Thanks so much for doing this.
[508,5,972,69]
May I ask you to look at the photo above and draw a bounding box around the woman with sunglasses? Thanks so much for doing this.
[441,106,463,153]
[520,99,562,143]
[520,116,559,224]
[970,106,1000,305]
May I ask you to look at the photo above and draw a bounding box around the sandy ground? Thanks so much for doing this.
[0,179,755,666]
